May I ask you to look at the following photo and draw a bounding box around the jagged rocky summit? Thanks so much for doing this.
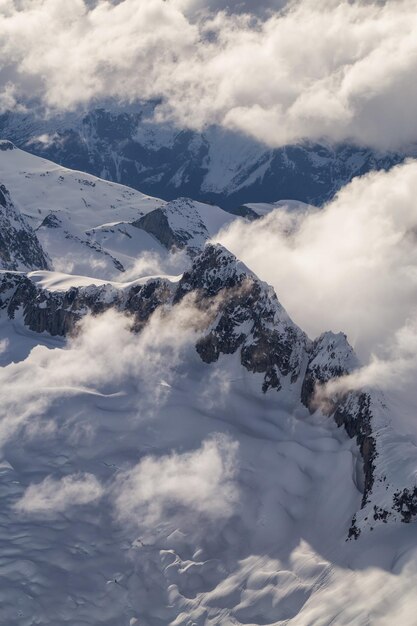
[1,241,416,536]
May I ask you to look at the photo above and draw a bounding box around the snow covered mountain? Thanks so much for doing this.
[2,147,417,624]
[2,241,416,538]
[0,104,411,210]
[0,141,236,278]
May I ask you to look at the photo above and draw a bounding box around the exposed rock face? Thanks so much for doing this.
[133,209,176,248]
[0,140,15,152]
[0,242,308,394]
[0,244,309,395]
[175,244,309,391]
[133,198,210,256]
[301,331,359,411]
[0,184,50,271]
[334,393,376,505]
[393,488,417,523]
[1,273,173,336]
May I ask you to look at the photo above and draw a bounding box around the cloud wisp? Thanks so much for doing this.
[1,0,417,150]
[113,436,239,529]
[0,293,213,449]
[14,473,104,515]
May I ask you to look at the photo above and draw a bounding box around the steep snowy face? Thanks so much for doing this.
[0,106,411,209]
[299,332,417,538]
[0,183,49,271]
[0,141,162,229]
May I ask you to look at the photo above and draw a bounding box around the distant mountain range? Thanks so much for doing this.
[0,102,412,210]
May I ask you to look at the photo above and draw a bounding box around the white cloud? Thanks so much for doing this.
[113,435,239,527]
[0,295,211,449]
[312,315,417,404]
[0,0,416,149]
[215,159,417,362]
[0,338,9,354]
[0,81,24,114]
[15,472,104,514]
[118,248,188,282]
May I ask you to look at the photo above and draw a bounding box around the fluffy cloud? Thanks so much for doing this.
[113,436,239,527]
[14,473,104,514]
[215,159,417,363]
[0,296,210,448]
[0,0,417,149]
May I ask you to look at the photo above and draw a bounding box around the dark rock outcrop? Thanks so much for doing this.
[133,208,179,250]
[0,140,15,151]
[0,184,50,271]
[133,198,210,256]
[175,244,308,392]
[1,273,173,336]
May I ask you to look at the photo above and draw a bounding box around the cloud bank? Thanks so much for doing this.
[1,0,417,149]
[215,158,417,364]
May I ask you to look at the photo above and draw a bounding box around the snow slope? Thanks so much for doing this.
[0,142,237,279]
[0,243,417,624]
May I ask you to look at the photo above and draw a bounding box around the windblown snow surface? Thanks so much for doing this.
[2,147,417,626]
[2,297,417,626]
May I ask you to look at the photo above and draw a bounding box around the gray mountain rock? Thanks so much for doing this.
[0,184,50,271]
